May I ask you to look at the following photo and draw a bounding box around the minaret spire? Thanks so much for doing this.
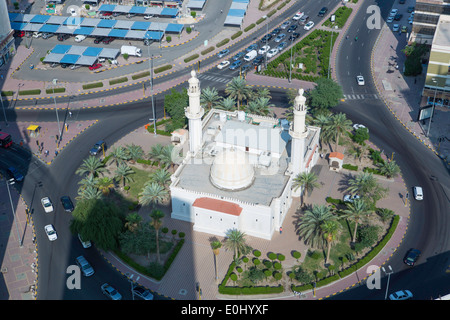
[185,70,204,155]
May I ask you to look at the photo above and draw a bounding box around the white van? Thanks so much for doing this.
[74,35,86,42]
[413,186,423,200]
[244,50,257,61]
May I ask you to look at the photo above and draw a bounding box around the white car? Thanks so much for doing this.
[74,35,86,42]
[356,75,365,86]
[393,24,400,32]
[32,32,42,38]
[304,21,315,31]
[258,45,270,55]
[344,194,360,203]
[387,16,394,23]
[353,124,367,131]
[292,11,304,21]
[389,9,398,17]
[389,290,413,300]
[69,8,77,16]
[44,224,57,241]
[144,14,154,20]
[266,48,279,58]
[217,60,230,69]
[41,197,54,213]
[78,234,92,249]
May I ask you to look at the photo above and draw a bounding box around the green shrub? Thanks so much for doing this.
[231,31,243,40]
[154,64,172,74]
[184,54,199,63]
[216,38,230,48]
[18,89,41,96]
[201,46,215,55]
[166,36,172,43]
[1,91,14,96]
[268,252,277,261]
[45,87,66,94]
[109,77,128,86]
[278,254,285,261]
[82,82,103,90]
[244,23,256,32]
[132,71,150,80]
[256,17,266,25]
[186,26,192,34]
[273,262,282,270]
[342,163,358,171]
[253,250,261,257]
[292,251,301,260]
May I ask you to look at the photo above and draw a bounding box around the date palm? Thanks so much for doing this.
[224,228,251,258]
[114,163,134,188]
[217,97,236,111]
[292,172,320,204]
[78,174,96,190]
[297,204,335,249]
[148,143,165,163]
[148,168,171,188]
[329,113,353,152]
[95,176,115,195]
[321,220,341,264]
[246,97,274,116]
[75,156,108,178]
[126,144,144,163]
[149,209,165,264]
[341,199,373,242]
[377,159,401,179]
[108,146,129,167]
[210,240,222,280]
[225,77,252,111]
[313,113,332,148]
[201,86,221,111]
[76,185,102,201]
[347,172,389,207]
[139,182,168,209]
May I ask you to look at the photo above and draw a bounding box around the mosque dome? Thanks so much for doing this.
[210,148,254,191]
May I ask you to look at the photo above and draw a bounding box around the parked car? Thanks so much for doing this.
[14,30,25,38]
[245,44,258,52]
[7,167,24,182]
[90,140,106,155]
[74,35,86,42]
[277,41,288,51]
[78,234,92,249]
[101,283,122,300]
[232,52,245,61]
[60,196,74,212]
[217,60,230,69]
[404,249,421,266]
[407,6,415,13]
[274,33,286,42]
[280,21,291,29]
[60,63,69,68]
[266,48,278,58]
[343,194,360,203]
[287,24,298,33]
[44,224,57,241]
[94,37,105,44]
[304,21,315,31]
[387,16,395,23]
[102,37,114,44]
[76,256,94,277]
[133,286,154,300]
[258,45,270,55]
[229,60,242,70]
[89,63,102,71]
[42,32,54,39]
[318,7,328,17]
[389,9,399,17]
[394,13,403,21]
[144,14,154,20]
[217,49,230,58]
[389,290,412,300]
[41,197,54,213]
[57,34,70,41]
[399,0,406,4]
[32,32,42,38]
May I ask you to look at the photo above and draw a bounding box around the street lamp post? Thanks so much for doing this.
[51,79,62,147]
[426,78,438,137]
[382,265,393,300]
[289,38,294,83]
[6,178,22,247]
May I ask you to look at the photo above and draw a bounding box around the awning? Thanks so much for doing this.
[144,31,163,40]
[22,23,43,32]
[113,20,134,29]
[10,22,27,31]
[67,46,88,55]
[75,55,98,66]
[129,6,146,14]
[98,4,115,12]
[126,30,147,39]
[72,26,94,35]
[97,19,116,28]
[45,16,67,25]
[30,15,50,24]
[160,8,178,17]
[83,47,103,56]
[98,48,120,59]
[60,54,80,64]
[166,23,183,33]
[56,26,76,34]
[89,28,111,37]
[108,28,128,38]
[80,18,102,27]
[43,53,65,63]
[131,21,151,30]
[51,45,72,54]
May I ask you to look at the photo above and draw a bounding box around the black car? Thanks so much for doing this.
[241,64,252,72]
[60,196,74,212]
[287,25,298,33]
[271,28,281,36]
[288,33,300,41]
[318,7,328,17]
[132,286,154,300]
[404,249,421,266]
[399,0,406,4]
[90,140,106,156]
[299,15,309,25]
[102,37,114,44]
[57,34,70,41]
[252,55,264,66]
[394,14,403,21]
[94,37,105,44]
[260,34,272,43]
[60,63,69,68]
[7,167,24,182]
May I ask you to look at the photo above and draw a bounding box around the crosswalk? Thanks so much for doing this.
[343,93,379,100]
[197,73,233,84]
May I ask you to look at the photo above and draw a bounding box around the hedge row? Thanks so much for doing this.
[131,71,150,80]
[216,38,230,48]
[342,163,358,171]
[45,87,66,94]
[184,53,199,63]
[18,89,41,95]
[154,64,172,74]
[109,77,128,86]
[1,91,14,96]
[231,31,243,40]
[82,82,103,90]
[201,46,215,55]
[244,23,256,32]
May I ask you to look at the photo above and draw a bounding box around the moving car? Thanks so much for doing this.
[389,290,412,300]
[41,197,54,213]
[133,286,154,300]
[299,15,309,25]
[271,28,281,36]
[44,224,57,241]
[7,167,24,182]
[233,52,245,61]
[76,256,95,277]
[401,25,408,33]
[413,186,423,200]
[252,55,264,66]
[287,25,298,33]
[318,7,328,17]
[90,140,106,155]
[356,75,365,86]
[353,124,367,132]
[217,60,230,69]
[266,48,278,58]
[89,63,102,71]
[277,41,288,51]
[394,13,403,21]
[393,24,400,32]
[258,45,270,55]
[304,21,315,30]
[78,234,92,249]
[229,60,242,70]
[280,21,291,29]
[60,196,74,212]
[241,64,252,73]
[274,33,286,42]
[101,283,122,300]
[260,34,272,43]
[404,249,421,266]
[245,44,258,52]
[292,11,304,21]
[217,49,230,58]
[288,33,300,41]
[407,6,415,13]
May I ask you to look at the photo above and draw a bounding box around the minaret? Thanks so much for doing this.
[289,88,308,180]
[185,70,204,156]
[0,0,11,39]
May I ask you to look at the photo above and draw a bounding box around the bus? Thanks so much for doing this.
[0,132,13,148]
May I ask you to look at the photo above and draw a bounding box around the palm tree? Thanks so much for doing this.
[378,160,401,178]
[217,97,236,111]
[126,144,144,164]
[347,172,389,207]
[224,228,251,258]
[246,97,274,116]
[225,77,252,111]
[329,113,353,151]
[95,176,115,195]
[125,212,142,233]
[292,172,321,204]
[313,113,332,148]
[201,86,221,111]
[210,240,222,280]
[75,156,108,177]
[158,145,175,170]
[76,185,103,201]
[149,209,165,264]
[341,199,373,242]
[253,87,272,100]
[139,182,168,209]
[114,163,134,188]
[148,168,171,188]
[148,143,165,164]
[297,204,335,249]
[108,146,129,167]
[78,174,96,190]
[321,220,341,263]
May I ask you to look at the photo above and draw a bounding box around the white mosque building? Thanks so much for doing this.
[169,71,321,240]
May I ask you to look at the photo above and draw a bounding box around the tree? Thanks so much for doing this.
[108,146,129,167]
[246,97,274,116]
[329,113,353,151]
[124,212,142,233]
[292,171,320,204]
[217,97,236,111]
[148,144,165,163]
[341,199,372,242]
[76,185,103,201]
[201,86,221,111]
[119,224,155,259]
[158,145,175,170]
[164,88,188,131]
[126,144,144,163]
[149,209,165,264]
[210,240,222,280]
[224,228,251,258]
[352,127,370,145]
[78,174,96,191]
[225,77,252,111]
[297,204,335,249]
[75,156,108,177]
[70,198,123,251]
[95,176,115,195]
[148,168,171,188]
[378,160,401,179]
[313,113,332,148]
[114,163,134,188]
[321,220,341,264]
[347,172,389,208]
[308,78,343,112]
[139,182,168,209]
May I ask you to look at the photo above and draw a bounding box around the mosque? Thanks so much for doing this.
[169,71,321,240]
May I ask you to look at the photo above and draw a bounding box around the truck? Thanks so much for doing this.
[0,132,12,148]
[120,45,142,57]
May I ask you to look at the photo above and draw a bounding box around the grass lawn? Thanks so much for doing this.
[125,165,152,201]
